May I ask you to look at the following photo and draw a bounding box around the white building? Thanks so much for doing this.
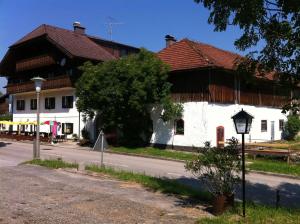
[150,36,290,149]
[0,23,139,141]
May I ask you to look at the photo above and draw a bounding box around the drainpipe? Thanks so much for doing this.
[78,111,81,140]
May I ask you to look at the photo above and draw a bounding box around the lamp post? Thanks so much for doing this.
[232,109,253,217]
[31,77,45,159]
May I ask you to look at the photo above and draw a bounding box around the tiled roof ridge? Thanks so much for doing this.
[183,38,218,67]
[186,38,242,58]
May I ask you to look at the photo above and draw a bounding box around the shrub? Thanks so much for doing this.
[285,115,300,140]
[185,138,241,196]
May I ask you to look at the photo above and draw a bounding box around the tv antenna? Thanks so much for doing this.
[105,16,124,41]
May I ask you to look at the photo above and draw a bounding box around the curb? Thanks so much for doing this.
[248,169,300,180]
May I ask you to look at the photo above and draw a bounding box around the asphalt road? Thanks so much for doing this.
[0,140,300,208]
[0,165,209,223]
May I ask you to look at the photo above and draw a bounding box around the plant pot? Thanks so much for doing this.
[225,193,234,208]
[212,194,227,215]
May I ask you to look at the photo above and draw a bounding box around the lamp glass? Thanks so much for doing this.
[31,77,45,93]
[234,118,247,134]
[246,118,253,133]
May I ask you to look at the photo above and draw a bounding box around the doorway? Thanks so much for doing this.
[216,126,224,148]
[271,121,275,141]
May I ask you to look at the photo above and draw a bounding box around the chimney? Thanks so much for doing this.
[73,21,85,35]
[165,35,176,47]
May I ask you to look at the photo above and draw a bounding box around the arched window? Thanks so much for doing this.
[175,119,184,135]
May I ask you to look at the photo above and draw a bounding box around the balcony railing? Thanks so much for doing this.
[6,75,73,94]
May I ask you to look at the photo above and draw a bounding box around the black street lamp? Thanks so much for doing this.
[232,109,253,217]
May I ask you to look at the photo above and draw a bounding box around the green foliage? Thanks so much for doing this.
[194,0,300,82]
[160,97,183,121]
[199,202,300,224]
[81,128,90,140]
[111,146,197,161]
[247,158,300,176]
[0,114,12,121]
[76,49,182,146]
[86,164,211,201]
[27,159,78,169]
[185,138,241,196]
[285,115,300,140]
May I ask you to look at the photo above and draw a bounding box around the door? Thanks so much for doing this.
[216,126,224,148]
[271,121,275,141]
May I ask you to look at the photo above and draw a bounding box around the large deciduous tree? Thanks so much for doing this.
[76,49,182,146]
[194,0,300,82]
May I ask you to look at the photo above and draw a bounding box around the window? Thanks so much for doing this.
[261,120,267,132]
[120,49,128,57]
[30,99,37,110]
[279,119,284,131]
[62,96,74,108]
[45,97,55,109]
[62,123,73,134]
[30,125,36,133]
[20,125,25,133]
[16,100,25,110]
[175,119,184,135]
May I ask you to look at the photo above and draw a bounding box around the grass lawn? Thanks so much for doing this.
[247,158,300,176]
[199,202,300,224]
[27,159,78,169]
[110,146,197,161]
[85,164,211,201]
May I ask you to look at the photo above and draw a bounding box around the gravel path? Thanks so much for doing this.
[0,165,209,223]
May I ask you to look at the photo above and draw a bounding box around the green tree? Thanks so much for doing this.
[285,115,300,140]
[194,0,300,81]
[76,49,182,146]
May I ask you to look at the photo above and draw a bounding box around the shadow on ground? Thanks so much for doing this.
[173,176,300,209]
[0,142,12,148]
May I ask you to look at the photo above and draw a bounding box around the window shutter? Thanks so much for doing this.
[62,96,66,108]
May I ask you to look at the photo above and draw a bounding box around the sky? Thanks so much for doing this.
[0,0,247,93]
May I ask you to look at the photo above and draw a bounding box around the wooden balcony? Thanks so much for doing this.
[6,75,73,94]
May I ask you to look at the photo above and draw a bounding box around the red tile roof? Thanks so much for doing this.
[158,38,276,80]
[158,38,242,71]
[12,24,117,61]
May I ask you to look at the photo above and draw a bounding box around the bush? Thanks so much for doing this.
[285,115,300,140]
[185,138,241,196]
[81,128,90,140]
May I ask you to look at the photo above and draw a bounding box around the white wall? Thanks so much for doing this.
[151,102,287,147]
[12,88,86,138]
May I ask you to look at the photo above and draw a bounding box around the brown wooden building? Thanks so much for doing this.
[0,22,139,140]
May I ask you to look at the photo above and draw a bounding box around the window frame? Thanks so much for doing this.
[279,119,284,131]
[45,97,55,110]
[62,96,74,109]
[30,99,37,110]
[16,100,25,110]
[174,119,184,135]
[261,120,268,132]
[62,123,73,135]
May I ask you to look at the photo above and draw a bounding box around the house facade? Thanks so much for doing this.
[0,23,139,140]
[150,37,291,148]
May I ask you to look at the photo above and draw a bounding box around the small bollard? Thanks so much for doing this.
[276,189,280,209]
[78,162,85,171]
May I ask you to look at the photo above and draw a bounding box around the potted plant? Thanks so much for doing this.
[185,138,241,215]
